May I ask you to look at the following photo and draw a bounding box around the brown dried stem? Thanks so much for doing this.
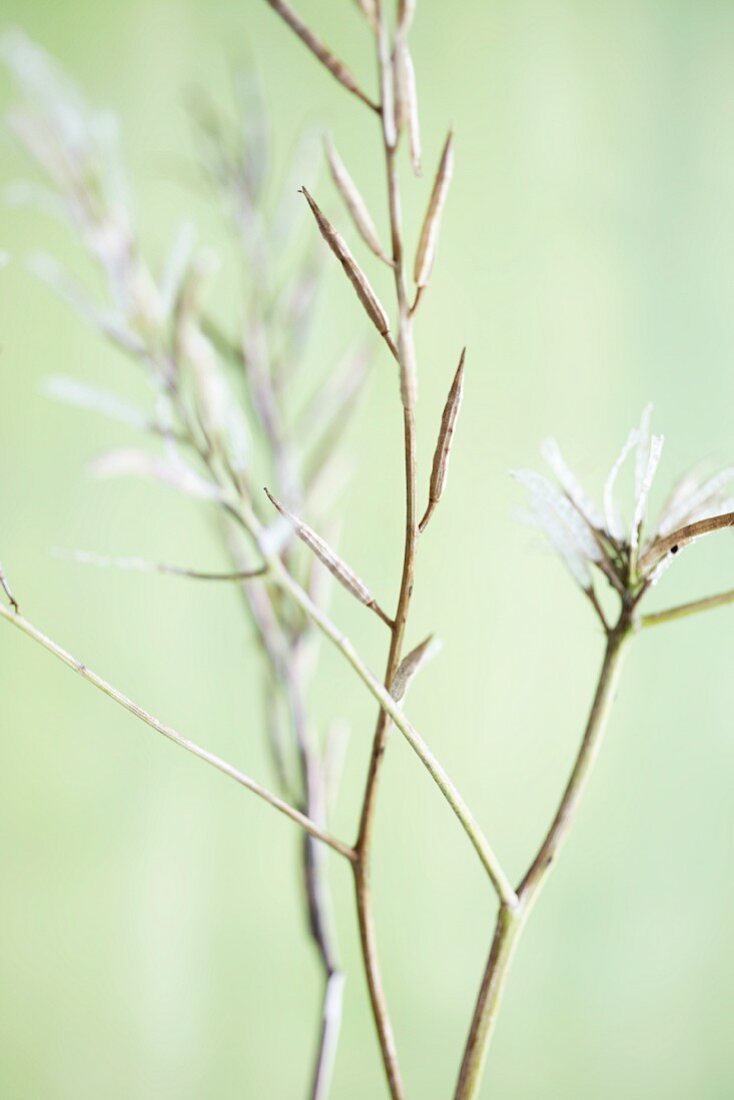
[263,0,380,112]
[349,5,422,1096]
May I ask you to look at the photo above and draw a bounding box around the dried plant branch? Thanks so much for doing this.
[263,0,379,112]
[263,549,517,905]
[332,3,428,1090]
[9,21,734,1100]
[0,602,356,861]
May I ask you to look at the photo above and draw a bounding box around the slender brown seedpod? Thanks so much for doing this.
[264,489,393,627]
[390,634,440,703]
[376,12,397,149]
[394,36,421,175]
[301,187,395,353]
[638,510,734,574]
[324,136,391,264]
[419,347,466,532]
[264,0,379,112]
[414,130,454,289]
[397,0,417,34]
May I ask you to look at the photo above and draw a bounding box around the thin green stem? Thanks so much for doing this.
[453,620,632,1100]
[0,602,356,862]
[641,587,734,629]
[269,556,517,907]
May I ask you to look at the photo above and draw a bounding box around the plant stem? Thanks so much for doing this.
[0,602,355,861]
[641,587,734,629]
[350,11,419,1091]
[266,549,515,902]
[453,618,633,1100]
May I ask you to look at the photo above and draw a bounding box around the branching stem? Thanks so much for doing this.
[641,587,734,629]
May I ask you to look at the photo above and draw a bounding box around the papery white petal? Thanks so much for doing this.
[540,438,604,529]
[634,404,653,501]
[631,434,664,553]
[518,502,593,590]
[513,469,601,561]
[603,428,639,540]
[658,467,734,536]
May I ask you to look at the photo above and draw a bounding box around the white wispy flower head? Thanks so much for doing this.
[515,407,734,601]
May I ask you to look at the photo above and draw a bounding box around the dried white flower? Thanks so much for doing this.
[517,406,734,601]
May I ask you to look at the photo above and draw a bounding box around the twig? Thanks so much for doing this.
[0,602,356,862]
[641,587,734,629]
[261,543,516,904]
[0,562,19,612]
[263,0,380,113]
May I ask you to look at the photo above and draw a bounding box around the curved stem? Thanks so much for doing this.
[453,619,633,1100]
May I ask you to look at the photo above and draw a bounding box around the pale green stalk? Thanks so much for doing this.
[453,619,633,1100]
[0,601,355,861]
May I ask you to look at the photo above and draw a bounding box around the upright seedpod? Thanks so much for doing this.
[414,131,455,289]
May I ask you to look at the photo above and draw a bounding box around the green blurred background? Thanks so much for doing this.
[2,1,734,1097]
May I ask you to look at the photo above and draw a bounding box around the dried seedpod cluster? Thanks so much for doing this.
[2,8,734,1100]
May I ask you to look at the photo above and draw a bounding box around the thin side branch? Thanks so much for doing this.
[267,554,517,905]
[62,550,268,583]
[0,603,356,862]
[263,0,380,113]
[641,587,734,629]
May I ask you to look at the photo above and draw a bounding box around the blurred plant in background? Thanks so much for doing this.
[3,6,734,1100]
[0,25,371,1098]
